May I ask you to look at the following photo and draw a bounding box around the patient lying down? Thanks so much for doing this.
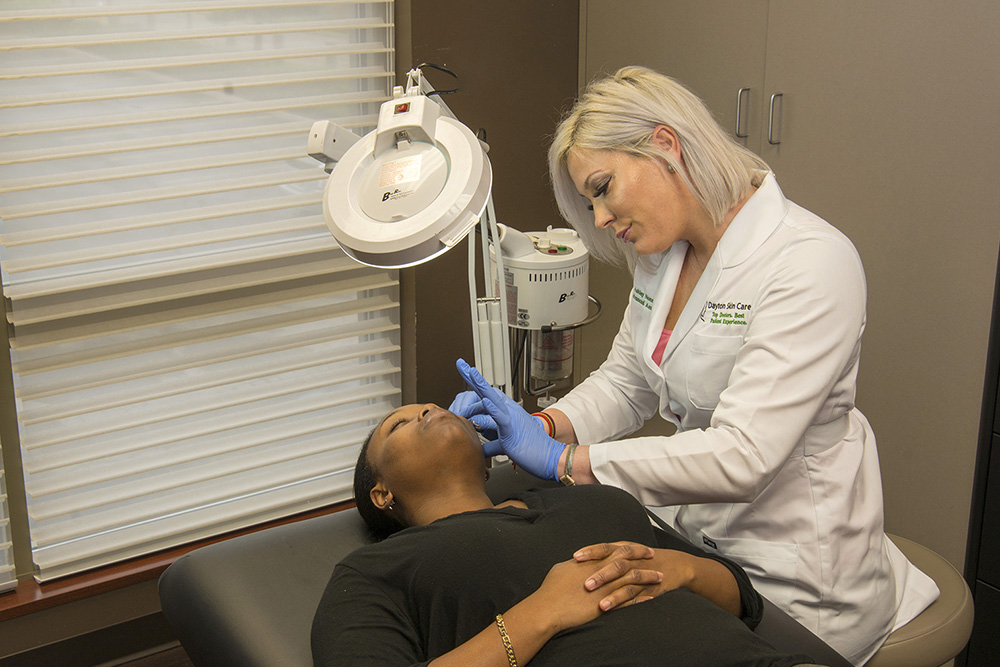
[311,403,819,666]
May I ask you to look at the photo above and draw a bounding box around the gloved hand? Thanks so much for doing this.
[448,390,498,441]
[456,358,564,480]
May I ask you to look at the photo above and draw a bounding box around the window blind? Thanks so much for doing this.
[0,454,14,592]
[0,0,398,581]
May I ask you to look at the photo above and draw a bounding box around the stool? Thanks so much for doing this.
[865,535,974,667]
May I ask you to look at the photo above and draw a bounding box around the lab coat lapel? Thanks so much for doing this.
[661,172,787,360]
[642,242,687,371]
[665,248,722,357]
[716,172,788,268]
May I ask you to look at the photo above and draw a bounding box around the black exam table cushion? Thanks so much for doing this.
[158,465,852,667]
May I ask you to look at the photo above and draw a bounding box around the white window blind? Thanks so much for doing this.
[0,0,399,581]
[0,453,14,592]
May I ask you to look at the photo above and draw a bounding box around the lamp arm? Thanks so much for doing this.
[467,195,514,398]
[410,67,462,122]
[468,223,483,373]
[306,120,359,173]
[485,197,514,397]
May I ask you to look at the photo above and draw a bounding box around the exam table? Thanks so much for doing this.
[158,464,853,667]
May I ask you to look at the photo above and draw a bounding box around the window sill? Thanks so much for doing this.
[0,500,354,622]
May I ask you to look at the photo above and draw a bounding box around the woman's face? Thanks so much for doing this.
[566,139,699,256]
[367,403,482,497]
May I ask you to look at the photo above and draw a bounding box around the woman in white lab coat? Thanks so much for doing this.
[454,66,938,665]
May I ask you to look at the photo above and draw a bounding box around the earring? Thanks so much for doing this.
[387,500,395,511]
[666,163,675,173]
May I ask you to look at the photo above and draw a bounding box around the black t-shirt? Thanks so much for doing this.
[311,485,814,666]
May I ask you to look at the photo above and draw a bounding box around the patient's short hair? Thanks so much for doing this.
[353,427,405,540]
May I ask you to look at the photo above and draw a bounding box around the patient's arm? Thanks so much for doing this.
[313,552,664,667]
[428,556,663,667]
[573,541,742,617]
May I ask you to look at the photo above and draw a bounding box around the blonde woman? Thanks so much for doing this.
[452,67,937,665]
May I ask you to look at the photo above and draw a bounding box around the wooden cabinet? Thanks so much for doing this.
[963,247,1000,665]
[581,0,1000,578]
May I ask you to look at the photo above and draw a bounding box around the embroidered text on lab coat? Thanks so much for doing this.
[701,300,753,326]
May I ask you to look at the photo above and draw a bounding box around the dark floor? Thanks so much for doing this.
[118,645,194,667]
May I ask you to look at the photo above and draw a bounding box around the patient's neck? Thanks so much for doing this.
[405,481,495,528]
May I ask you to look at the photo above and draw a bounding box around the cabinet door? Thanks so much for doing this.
[760,0,1000,565]
[582,0,769,154]
[966,580,1000,665]
[979,434,1000,587]
[994,360,1000,433]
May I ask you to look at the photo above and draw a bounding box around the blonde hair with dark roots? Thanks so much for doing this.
[548,66,769,273]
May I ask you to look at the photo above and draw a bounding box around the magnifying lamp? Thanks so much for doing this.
[308,68,514,393]
[313,80,491,268]
[309,68,600,402]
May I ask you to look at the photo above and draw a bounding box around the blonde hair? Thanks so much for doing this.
[548,66,769,272]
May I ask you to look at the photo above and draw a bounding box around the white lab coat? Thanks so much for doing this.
[551,174,938,665]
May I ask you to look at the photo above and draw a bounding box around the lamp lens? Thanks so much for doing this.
[358,141,448,222]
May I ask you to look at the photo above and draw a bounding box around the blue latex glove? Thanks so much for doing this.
[456,358,564,480]
[448,390,498,441]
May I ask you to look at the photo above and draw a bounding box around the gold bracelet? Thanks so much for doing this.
[495,613,518,667]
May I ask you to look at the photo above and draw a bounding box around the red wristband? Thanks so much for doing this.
[531,412,555,437]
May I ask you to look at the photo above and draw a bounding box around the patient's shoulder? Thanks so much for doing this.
[513,484,645,513]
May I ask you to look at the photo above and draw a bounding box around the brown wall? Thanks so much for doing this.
[404,0,581,405]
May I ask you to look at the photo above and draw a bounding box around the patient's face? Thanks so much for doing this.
[367,404,481,486]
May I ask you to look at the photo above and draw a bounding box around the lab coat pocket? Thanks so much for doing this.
[709,535,800,613]
[685,333,743,410]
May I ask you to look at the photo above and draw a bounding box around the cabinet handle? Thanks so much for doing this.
[768,92,783,145]
[735,87,750,138]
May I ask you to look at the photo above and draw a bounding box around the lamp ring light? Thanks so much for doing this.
[322,78,491,269]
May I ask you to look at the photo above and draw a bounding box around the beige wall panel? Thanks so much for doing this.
[582,0,769,152]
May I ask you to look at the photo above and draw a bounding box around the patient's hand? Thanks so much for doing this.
[573,542,741,616]
[529,555,664,633]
